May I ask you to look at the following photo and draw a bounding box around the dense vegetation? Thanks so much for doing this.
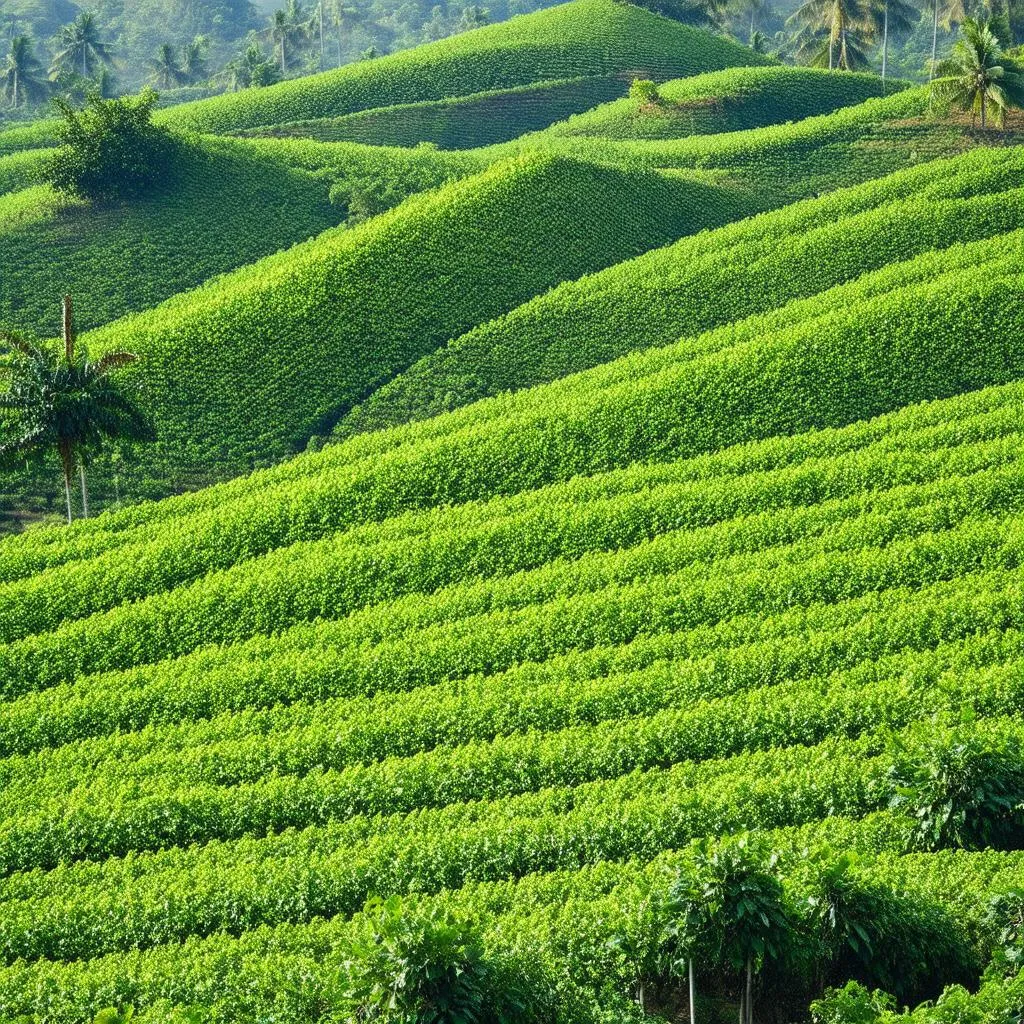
[0,1,1023,1020]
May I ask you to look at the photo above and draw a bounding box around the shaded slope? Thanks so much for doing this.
[73,153,749,486]
[242,75,630,149]
[337,146,1023,437]
[542,64,893,140]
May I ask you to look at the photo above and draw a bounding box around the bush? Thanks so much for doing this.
[811,982,894,1024]
[44,89,179,204]
[629,78,661,105]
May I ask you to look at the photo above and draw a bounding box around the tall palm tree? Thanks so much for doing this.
[872,0,918,88]
[180,35,210,83]
[147,43,188,89]
[0,297,153,523]
[328,0,364,66]
[789,0,874,69]
[932,16,1024,126]
[49,12,114,80]
[221,40,282,89]
[268,0,312,75]
[0,35,47,107]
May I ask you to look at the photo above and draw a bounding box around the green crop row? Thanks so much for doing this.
[249,76,628,149]
[3,617,1022,888]
[338,159,1024,436]
[3,446,1021,697]
[0,391,1016,644]
[2,546,1018,804]
[542,65,890,141]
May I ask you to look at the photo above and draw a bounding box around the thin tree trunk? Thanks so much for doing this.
[638,979,645,1013]
[750,7,755,36]
[980,95,985,128]
[747,959,754,1024]
[319,2,325,65]
[12,67,17,108]
[79,461,89,518]
[930,0,938,79]
[59,442,73,524]
[738,984,744,1024]
[689,959,696,1024]
[828,34,834,70]
[280,37,286,74]
[83,46,87,77]
[881,2,888,91]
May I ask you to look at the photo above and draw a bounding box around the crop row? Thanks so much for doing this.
[2,362,1019,647]
[3,455,1021,698]
[2,501,1021,763]
[2,565,1020,809]
[0,406,1017,647]
[2,620,1022,887]
[2,713,1003,963]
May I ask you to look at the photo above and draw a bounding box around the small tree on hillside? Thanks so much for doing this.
[630,78,662,105]
[0,296,154,523]
[44,89,177,204]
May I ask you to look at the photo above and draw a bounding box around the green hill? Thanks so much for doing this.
[64,152,748,488]
[241,75,630,149]
[159,0,767,137]
[539,65,894,140]
[337,146,1023,436]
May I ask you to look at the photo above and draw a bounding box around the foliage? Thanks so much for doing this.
[44,90,178,203]
[932,18,1024,127]
[886,722,1024,851]
[629,77,661,104]
[982,890,1024,976]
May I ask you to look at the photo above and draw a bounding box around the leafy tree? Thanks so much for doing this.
[49,12,115,80]
[810,982,895,1024]
[147,42,188,87]
[872,0,919,88]
[0,34,46,106]
[45,89,177,203]
[268,0,313,75]
[221,39,282,89]
[328,895,547,1023]
[789,0,874,69]
[663,837,792,1024]
[180,35,210,83]
[932,17,1024,125]
[982,890,1024,976]
[629,77,661,104]
[887,722,1024,850]
[327,0,366,67]
[0,296,153,524]
[621,0,728,29]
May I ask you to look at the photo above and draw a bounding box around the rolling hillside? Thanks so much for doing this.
[1,3,1023,1020]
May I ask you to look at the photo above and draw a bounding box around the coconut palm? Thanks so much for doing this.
[0,297,154,523]
[872,0,919,88]
[180,35,210,83]
[0,34,47,107]
[328,0,365,65]
[147,43,188,88]
[932,17,1024,126]
[789,0,875,69]
[49,12,114,80]
[268,0,313,75]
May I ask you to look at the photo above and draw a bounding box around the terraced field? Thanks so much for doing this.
[1,0,1022,1019]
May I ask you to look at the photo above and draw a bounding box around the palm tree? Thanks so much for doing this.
[268,0,312,75]
[49,12,114,80]
[0,297,153,523]
[328,0,364,66]
[789,0,874,69]
[932,17,1024,126]
[180,35,210,84]
[873,0,918,89]
[0,35,47,107]
[147,43,188,89]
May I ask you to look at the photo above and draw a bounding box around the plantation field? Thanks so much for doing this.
[1,1,1024,1019]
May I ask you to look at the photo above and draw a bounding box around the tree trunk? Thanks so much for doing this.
[83,45,87,77]
[637,979,645,1013]
[79,461,89,518]
[746,959,753,1024]
[828,34,834,70]
[59,442,74,524]
[738,985,744,1024]
[930,0,938,79]
[280,37,286,74]
[12,66,17,108]
[980,95,986,128]
[750,7,755,36]
[319,2,325,66]
[881,2,888,91]
[689,959,697,1024]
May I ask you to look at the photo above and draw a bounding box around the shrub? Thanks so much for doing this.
[44,89,178,204]
[811,982,894,1024]
[629,78,661,105]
